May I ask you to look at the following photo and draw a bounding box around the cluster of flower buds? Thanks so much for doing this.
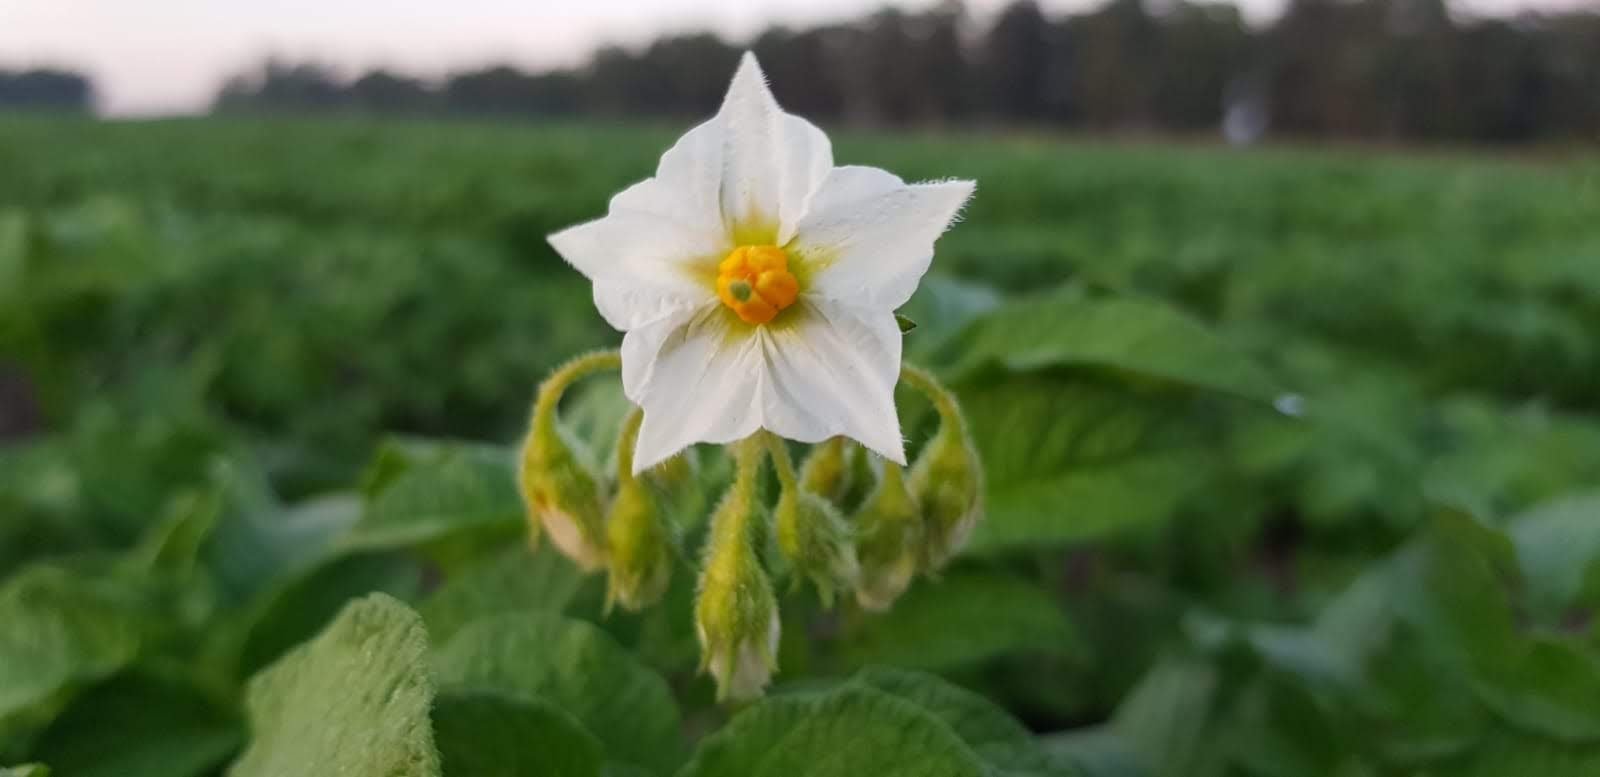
[518,350,983,701]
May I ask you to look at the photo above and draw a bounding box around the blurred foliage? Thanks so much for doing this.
[1,117,1599,775]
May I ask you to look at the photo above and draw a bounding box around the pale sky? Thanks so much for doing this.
[2,0,1592,117]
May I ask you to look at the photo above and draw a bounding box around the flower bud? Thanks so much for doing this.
[907,425,983,572]
[695,489,780,702]
[799,436,853,507]
[774,490,858,607]
[644,447,698,492]
[604,479,673,612]
[519,422,608,571]
[853,462,922,611]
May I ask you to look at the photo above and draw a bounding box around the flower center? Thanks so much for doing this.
[716,245,799,325]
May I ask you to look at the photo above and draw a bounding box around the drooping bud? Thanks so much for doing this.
[774,491,858,607]
[694,438,780,702]
[605,407,673,611]
[900,364,984,573]
[853,461,922,611]
[645,447,698,492]
[799,436,854,507]
[520,422,608,571]
[907,423,983,572]
[605,479,673,611]
[517,350,622,572]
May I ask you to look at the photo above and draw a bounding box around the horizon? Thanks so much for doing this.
[3,0,1595,118]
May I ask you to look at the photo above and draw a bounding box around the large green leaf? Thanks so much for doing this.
[28,673,239,777]
[0,567,151,745]
[202,469,361,608]
[941,287,1280,401]
[836,570,1078,671]
[956,377,1215,554]
[227,594,440,777]
[676,686,987,777]
[844,668,1077,776]
[344,440,523,555]
[419,544,592,643]
[229,552,427,680]
[431,611,682,774]
[432,690,604,777]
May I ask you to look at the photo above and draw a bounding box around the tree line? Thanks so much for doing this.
[9,0,1599,144]
[0,69,94,112]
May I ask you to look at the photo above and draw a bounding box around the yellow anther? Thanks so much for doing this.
[717,245,798,325]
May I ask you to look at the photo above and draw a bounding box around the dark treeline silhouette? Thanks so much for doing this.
[203,0,1597,144]
[0,69,94,112]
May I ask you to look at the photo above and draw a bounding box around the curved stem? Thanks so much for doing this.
[532,349,622,431]
[762,432,798,495]
[615,406,644,484]
[899,362,966,435]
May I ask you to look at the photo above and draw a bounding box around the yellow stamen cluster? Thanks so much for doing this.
[716,245,799,325]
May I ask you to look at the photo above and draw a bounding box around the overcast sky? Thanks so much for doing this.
[2,0,1593,117]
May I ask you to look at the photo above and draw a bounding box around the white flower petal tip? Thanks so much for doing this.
[549,54,973,469]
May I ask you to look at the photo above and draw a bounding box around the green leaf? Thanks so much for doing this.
[836,570,1078,671]
[126,489,222,577]
[1509,490,1600,624]
[227,594,440,777]
[900,275,1004,357]
[1473,637,1600,744]
[676,685,987,777]
[0,567,150,744]
[433,690,603,777]
[942,287,1280,402]
[952,377,1217,554]
[1402,511,1600,743]
[1041,727,1147,777]
[0,765,49,777]
[229,552,427,680]
[419,544,591,643]
[431,611,682,774]
[203,470,361,607]
[344,441,523,555]
[1446,727,1600,777]
[845,668,1077,776]
[28,673,240,777]
[1111,657,1225,777]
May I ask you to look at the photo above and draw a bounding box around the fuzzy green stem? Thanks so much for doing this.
[710,436,768,550]
[900,362,967,436]
[532,349,623,433]
[616,407,644,484]
[763,432,798,495]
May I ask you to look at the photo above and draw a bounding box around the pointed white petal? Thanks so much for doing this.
[792,168,974,310]
[716,52,833,242]
[624,305,764,472]
[758,299,906,464]
[547,207,718,331]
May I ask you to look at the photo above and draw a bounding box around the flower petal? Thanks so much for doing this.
[793,168,974,310]
[757,299,906,464]
[716,52,833,243]
[625,305,764,472]
[547,206,718,331]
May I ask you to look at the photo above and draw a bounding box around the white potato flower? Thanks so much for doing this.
[549,53,974,474]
